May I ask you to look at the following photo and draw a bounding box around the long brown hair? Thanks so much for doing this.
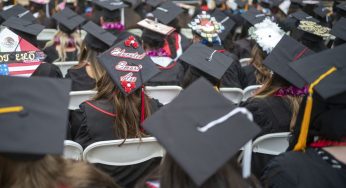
[0,155,65,188]
[93,73,152,140]
[254,75,303,131]
[249,45,272,85]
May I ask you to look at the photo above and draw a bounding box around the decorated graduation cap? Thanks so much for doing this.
[0,28,46,77]
[330,17,346,45]
[188,11,224,44]
[211,9,236,40]
[2,17,45,46]
[97,35,160,95]
[137,18,175,36]
[0,76,71,156]
[143,78,261,186]
[82,21,117,52]
[52,7,85,34]
[179,43,233,80]
[94,0,128,22]
[0,4,36,23]
[297,20,331,39]
[263,35,314,88]
[241,9,268,25]
[289,43,346,151]
[151,1,183,25]
[248,18,285,54]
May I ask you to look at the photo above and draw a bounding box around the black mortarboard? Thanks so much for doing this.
[52,7,85,34]
[211,9,236,40]
[0,5,36,23]
[143,78,261,186]
[151,1,183,25]
[297,20,331,39]
[260,0,284,8]
[289,43,346,100]
[82,21,117,52]
[0,76,71,156]
[94,0,128,21]
[336,2,346,13]
[263,35,314,88]
[289,10,320,23]
[313,5,331,18]
[179,43,233,80]
[145,0,164,8]
[97,35,160,95]
[331,17,346,42]
[124,0,141,8]
[241,9,267,25]
[2,17,45,46]
[235,0,247,8]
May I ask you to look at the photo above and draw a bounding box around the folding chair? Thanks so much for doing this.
[252,132,290,155]
[145,86,183,105]
[37,29,58,41]
[242,85,262,101]
[69,90,97,110]
[220,87,244,104]
[53,61,79,77]
[64,140,83,160]
[239,58,252,67]
[83,137,165,166]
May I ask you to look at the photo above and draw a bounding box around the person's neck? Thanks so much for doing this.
[323,146,346,164]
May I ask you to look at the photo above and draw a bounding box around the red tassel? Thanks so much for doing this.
[140,86,145,131]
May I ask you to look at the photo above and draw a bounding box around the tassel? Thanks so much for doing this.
[293,67,337,151]
[0,106,23,114]
[140,86,145,131]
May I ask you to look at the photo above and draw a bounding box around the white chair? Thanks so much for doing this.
[53,61,79,76]
[64,140,83,160]
[180,28,193,39]
[83,137,164,166]
[69,90,97,110]
[145,86,182,105]
[127,28,143,37]
[239,58,252,67]
[242,85,262,101]
[252,132,290,155]
[220,87,244,104]
[37,29,58,41]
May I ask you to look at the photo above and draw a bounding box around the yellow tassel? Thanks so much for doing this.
[214,86,220,92]
[0,106,24,114]
[293,67,337,151]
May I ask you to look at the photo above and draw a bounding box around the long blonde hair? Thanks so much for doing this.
[44,30,82,62]
[249,45,272,84]
[254,76,302,131]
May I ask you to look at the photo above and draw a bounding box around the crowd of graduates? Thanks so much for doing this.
[0,0,346,187]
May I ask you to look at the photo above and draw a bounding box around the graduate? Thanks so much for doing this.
[262,43,346,188]
[72,35,163,187]
[43,7,85,63]
[65,21,116,91]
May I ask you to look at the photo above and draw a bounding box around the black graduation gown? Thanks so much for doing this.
[220,58,248,89]
[243,64,258,86]
[72,98,163,188]
[65,66,96,91]
[262,148,346,188]
[233,38,253,59]
[146,57,185,86]
[240,96,292,177]
[31,63,63,78]
[43,45,78,63]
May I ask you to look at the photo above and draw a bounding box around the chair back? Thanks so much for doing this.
[69,90,97,110]
[145,86,182,105]
[37,29,58,41]
[220,87,244,104]
[64,140,83,160]
[242,85,262,101]
[252,132,290,155]
[53,61,79,76]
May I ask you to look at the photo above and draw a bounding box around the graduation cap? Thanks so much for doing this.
[297,20,331,39]
[143,78,261,186]
[0,76,71,156]
[179,43,233,80]
[97,35,160,95]
[234,0,247,9]
[260,0,284,8]
[0,4,36,23]
[52,7,85,34]
[263,35,314,88]
[289,43,346,151]
[82,21,117,52]
[93,0,128,21]
[331,18,346,43]
[124,0,141,9]
[145,0,164,7]
[151,1,183,25]
[289,10,319,23]
[211,9,236,40]
[336,2,346,13]
[137,18,175,36]
[2,17,45,46]
[313,5,332,19]
[241,9,268,25]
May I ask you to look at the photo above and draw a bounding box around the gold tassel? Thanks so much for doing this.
[0,106,24,114]
[293,67,337,151]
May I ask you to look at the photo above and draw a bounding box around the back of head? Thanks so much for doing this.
[142,28,165,49]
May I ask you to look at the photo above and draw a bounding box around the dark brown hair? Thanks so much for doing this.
[249,44,271,85]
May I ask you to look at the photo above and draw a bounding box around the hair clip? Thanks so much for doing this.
[124,36,139,49]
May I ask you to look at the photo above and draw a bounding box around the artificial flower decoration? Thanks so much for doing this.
[124,36,139,49]
[121,80,136,93]
[248,18,285,54]
[298,20,331,39]
[188,11,225,43]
